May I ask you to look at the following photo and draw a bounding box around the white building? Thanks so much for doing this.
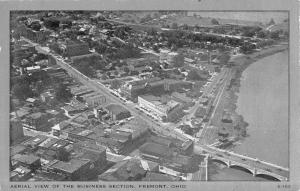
[138,95,180,119]
[159,49,179,65]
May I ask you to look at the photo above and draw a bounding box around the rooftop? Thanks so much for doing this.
[98,159,146,181]
[142,172,180,181]
[50,158,90,173]
[12,154,40,165]
[105,104,130,115]
[38,137,59,149]
[139,142,172,158]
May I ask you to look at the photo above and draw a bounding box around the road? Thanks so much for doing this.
[194,144,289,180]
[198,68,232,144]
[21,36,289,181]
[21,37,189,142]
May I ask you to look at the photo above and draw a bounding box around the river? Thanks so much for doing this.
[209,50,289,180]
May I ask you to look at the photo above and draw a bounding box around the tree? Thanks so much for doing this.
[257,30,267,38]
[44,18,60,30]
[124,67,130,73]
[110,79,122,89]
[171,22,178,29]
[268,18,275,26]
[153,45,160,53]
[95,42,107,54]
[211,18,219,25]
[270,31,280,40]
[182,24,189,30]
[55,83,72,102]
[56,148,70,162]
[30,22,41,31]
[187,69,208,81]
[11,83,33,100]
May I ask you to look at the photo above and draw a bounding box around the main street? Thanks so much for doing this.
[22,37,289,181]
[21,37,189,142]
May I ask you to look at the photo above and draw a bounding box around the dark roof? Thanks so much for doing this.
[50,159,90,173]
[105,104,130,115]
[171,154,192,166]
[98,159,146,181]
[38,137,59,149]
[12,154,40,165]
[22,135,48,147]
[139,142,172,158]
[142,172,180,181]
[73,140,106,153]
[10,145,27,157]
[30,171,66,181]
[150,136,172,147]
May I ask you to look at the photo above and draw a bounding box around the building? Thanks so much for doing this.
[40,91,55,103]
[48,159,92,181]
[79,92,106,107]
[62,101,88,117]
[10,166,32,181]
[171,92,194,106]
[10,118,24,143]
[105,104,131,121]
[139,142,172,162]
[23,112,52,131]
[98,159,147,181]
[62,40,90,57]
[159,49,177,64]
[12,154,41,171]
[21,135,48,149]
[73,140,107,169]
[72,140,107,178]
[120,77,161,100]
[138,95,180,120]
[142,172,181,181]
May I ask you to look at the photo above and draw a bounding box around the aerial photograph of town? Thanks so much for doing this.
[9,10,289,182]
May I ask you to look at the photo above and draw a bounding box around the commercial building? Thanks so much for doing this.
[138,95,180,120]
[98,159,149,181]
[23,112,52,131]
[105,104,131,121]
[139,142,172,162]
[142,172,181,181]
[12,154,41,172]
[48,159,92,181]
[121,77,193,101]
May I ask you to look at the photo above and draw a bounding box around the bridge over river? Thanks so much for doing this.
[22,37,289,182]
[194,144,289,181]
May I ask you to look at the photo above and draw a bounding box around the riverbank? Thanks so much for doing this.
[223,43,288,147]
[208,44,288,181]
